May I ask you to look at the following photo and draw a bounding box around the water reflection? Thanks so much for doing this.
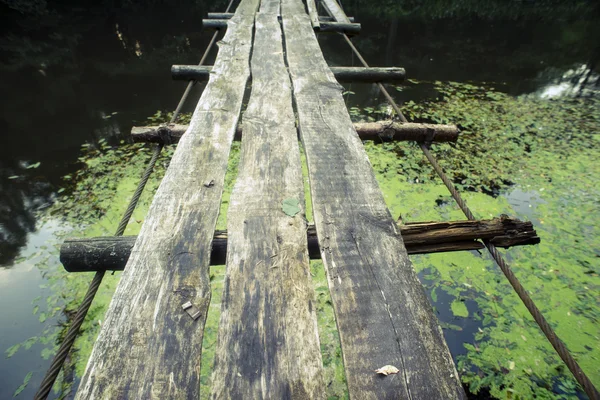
[534,64,599,99]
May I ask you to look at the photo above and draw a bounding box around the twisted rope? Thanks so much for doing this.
[337,28,599,400]
[34,1,235,397]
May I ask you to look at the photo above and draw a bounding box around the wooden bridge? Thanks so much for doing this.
[66,0,546,398]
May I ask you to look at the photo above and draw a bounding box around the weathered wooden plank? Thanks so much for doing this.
[74,1,259,398]
[210,8,326,399]
[306,0,320,29]
[131,121,459,144]
[281,0,466,398]
[60,217,540,272]
[321,0,350,23]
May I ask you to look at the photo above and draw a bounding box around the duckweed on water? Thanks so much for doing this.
[7,83,598,398]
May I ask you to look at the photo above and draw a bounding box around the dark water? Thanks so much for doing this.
[0,0,598,398]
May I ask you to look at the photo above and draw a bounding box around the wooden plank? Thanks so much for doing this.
[321,0,350,23]
[280,0,467,398]
[306,0,320,29]
[74,1,259,398]
[60,217,540,272]
[210,7,326,398]
[131,121,460,144]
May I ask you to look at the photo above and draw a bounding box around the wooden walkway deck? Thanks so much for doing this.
[75,0,466,398]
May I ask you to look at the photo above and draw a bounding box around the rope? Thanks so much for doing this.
[335,28,600,400]
[34,1,235,397]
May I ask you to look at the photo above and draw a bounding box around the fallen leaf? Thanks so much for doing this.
[375,365,400,376]
[282,198,300,217]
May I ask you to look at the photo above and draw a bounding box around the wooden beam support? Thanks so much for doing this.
[60,217,540,272]
[206,12,356,23]
[202,18,360,34]
[131,120,459,144]
[317,21,360,34]
[172,65,402,83]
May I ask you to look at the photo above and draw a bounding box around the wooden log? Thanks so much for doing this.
[207,12,356,23]
[74,1,260,398]
[318,22,361,35]
[131,120,459,144]
[210,10,325,398]
[172,65,401,83]
[203,18,360,34]
[202,19,229,29]
[321,0,351,23]
[281,0,466,397]
[207,12,235,19]
[60,218,540,273]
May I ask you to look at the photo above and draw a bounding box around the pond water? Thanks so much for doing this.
[1,0,598,398]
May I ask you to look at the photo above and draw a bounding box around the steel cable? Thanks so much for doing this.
[336,28,599,400]
[34,0,235,397]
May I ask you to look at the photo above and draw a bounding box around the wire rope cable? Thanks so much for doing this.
[34,0,235,398]
[332,21,599,400]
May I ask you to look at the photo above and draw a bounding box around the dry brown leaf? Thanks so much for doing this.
[375,365,400,376]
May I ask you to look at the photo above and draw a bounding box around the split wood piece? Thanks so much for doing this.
[321,0,350,23]
[131,121,459,144]
[172,65,400,83]
[203,18,360,34]
[206,12,355,22]
[74,0,260,398]
[210,10,325,398]
[280,0,466,398]
[60,217,540,273]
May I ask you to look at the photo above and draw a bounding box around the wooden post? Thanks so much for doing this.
[172,65,404,83]
[60,218,540,273]
[130,121,460,144]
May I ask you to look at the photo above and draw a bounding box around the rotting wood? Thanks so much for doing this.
[321,0,350,23]
[210,9,325,399]
[281,0,466,397]
[202,19,230,29]
[172,65,400,83]
[74,1,260,398]
[131,120,458,144]
[60,217,540,272]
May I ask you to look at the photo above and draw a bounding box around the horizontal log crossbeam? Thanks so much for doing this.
[206,12,356,22]
[61,217,540,272]
[203,18,361,34]
[171,65,405,83]
[131,120,459,144]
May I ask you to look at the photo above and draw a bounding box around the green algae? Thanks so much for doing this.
[8,83,599,399]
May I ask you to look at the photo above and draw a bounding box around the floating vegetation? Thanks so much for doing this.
[6,82,599,399]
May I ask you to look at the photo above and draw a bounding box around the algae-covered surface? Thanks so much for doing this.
[5,84,599,399]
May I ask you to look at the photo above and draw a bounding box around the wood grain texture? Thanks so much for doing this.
[210,8,326,399]
[306,0,320,28]
[320,0,350,23]
[74,1,259,398]
[281,0,467,398]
